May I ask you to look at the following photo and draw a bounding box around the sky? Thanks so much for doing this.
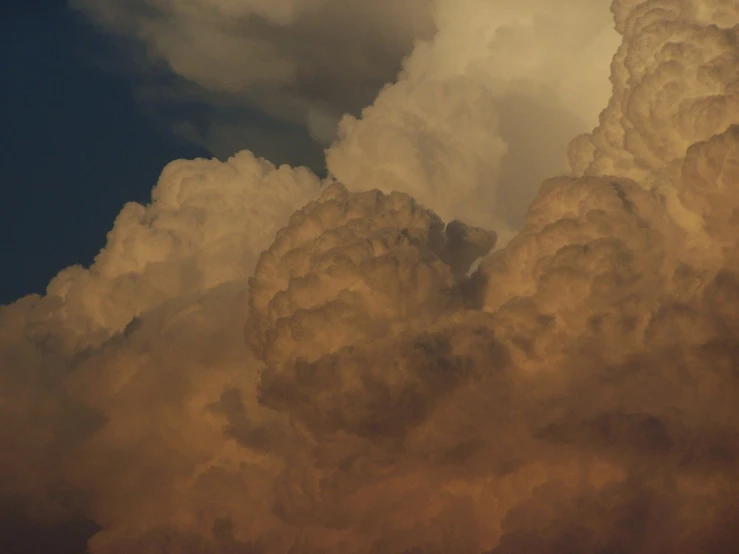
[1,1,211,305]
[2,1,739,553]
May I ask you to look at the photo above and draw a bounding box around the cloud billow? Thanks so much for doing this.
[2,0,739,552]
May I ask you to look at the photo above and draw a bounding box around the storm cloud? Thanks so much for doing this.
[2,0,739,552]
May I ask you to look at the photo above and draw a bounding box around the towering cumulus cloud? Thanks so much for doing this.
[0,152,318,528]
[2,0,739,552]
[327,0,619,232]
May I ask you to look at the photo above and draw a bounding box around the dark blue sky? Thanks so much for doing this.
[1,1,211,305]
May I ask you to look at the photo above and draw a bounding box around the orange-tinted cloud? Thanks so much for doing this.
[2,1,739,552]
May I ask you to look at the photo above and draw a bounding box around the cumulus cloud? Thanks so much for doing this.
[327,0,619,231]
[47,150,319,337]
[0,151,318,523]
[246,181,496,376]
[569,0,739,188]
[3,0,739,553]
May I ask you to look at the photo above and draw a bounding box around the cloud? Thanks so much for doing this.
[327,0,619,231]
[71,0,435,159]
[3,0,739,552]
[0,151,318,526]
[246,181,496,376]
[569,0,739,190]
[46,150,319,336]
